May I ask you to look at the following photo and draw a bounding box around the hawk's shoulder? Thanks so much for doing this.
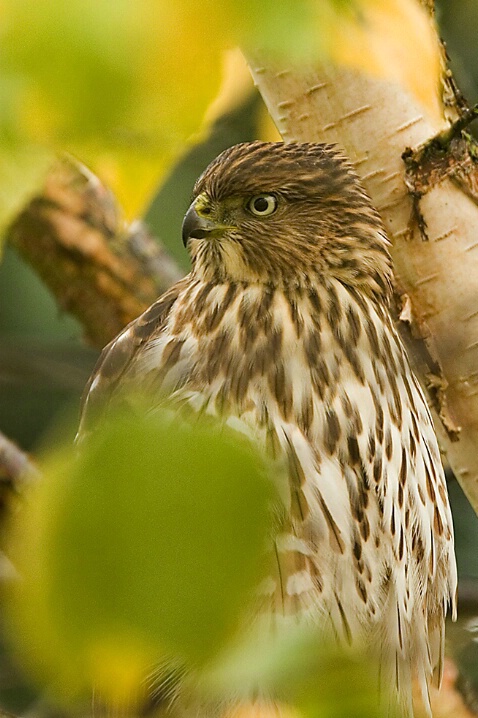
[77,276,190,440]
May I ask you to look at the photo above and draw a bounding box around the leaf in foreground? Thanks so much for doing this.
[5,411,274,706]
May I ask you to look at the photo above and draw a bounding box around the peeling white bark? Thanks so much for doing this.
[245,57,478,514]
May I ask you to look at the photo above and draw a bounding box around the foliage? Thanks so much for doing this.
[0,0,442,236]
[4,409,388,716]
[5,411,274,705]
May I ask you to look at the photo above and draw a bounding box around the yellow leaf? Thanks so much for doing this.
[222,701,302,718]
[0,146,52,249]
[204,49,256,129]
[87,636,152,708]
[1,0,443,228]
[324,0,443,123]
[0,0,227,221]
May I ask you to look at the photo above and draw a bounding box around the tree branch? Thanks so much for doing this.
[7,158,183,349]
[0,429,39,581]
[0,430,38,486]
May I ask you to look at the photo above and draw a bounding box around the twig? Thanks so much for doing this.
[0,430,39,581]
[0,430,39,487]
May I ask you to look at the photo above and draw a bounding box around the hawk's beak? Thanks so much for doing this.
[182,205,218,247]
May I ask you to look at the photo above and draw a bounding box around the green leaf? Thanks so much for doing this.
[206,624,385,718]
[0,0,440,235]
[6,411,275,705]
[0,0,224,219]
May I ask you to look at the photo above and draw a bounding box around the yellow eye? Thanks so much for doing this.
[247,194,277,217]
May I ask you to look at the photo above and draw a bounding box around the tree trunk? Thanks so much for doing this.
[245,24,478,513]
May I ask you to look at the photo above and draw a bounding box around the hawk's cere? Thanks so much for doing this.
[79,142,457,715]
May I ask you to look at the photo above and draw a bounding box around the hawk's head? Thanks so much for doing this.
[182,142,391,295]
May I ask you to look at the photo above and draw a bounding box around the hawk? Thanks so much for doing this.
[79,142,457,715]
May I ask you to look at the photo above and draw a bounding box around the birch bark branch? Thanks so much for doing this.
[245,22,478,513]
[7,158,183,349]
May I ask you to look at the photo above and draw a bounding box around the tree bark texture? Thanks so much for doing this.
[245,34,478,515]
[7,158,183,349]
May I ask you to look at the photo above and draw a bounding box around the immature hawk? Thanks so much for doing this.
[79,142,457,715]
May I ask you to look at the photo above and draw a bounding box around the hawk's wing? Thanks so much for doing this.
[77,278,188,441]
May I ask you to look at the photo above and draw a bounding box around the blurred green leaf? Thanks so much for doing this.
[206,624,385,718]
[0,0,440,232]
[6,411,274,705]
[1,0,224,219]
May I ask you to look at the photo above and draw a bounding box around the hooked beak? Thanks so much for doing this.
[182,204,218,247]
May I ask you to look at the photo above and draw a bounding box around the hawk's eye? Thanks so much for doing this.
[247,194,277,217]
